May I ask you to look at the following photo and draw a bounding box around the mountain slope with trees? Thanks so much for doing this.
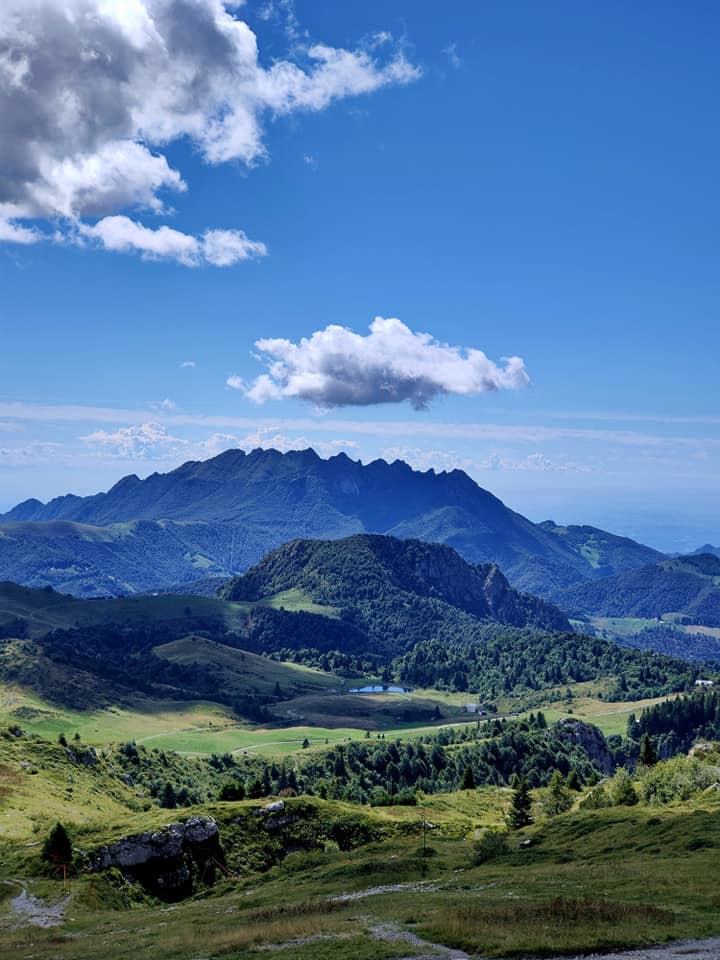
[0,447,661,597]
[555,553,720,626]
[220,534,571,644]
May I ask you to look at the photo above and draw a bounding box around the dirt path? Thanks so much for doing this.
[532,941,720,960]
[5,881,71,928]
[371,921,470,959]
[330,880,440,903]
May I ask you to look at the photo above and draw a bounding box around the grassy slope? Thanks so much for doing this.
[1,783,719,958]
[1,726,719,958]
[0,582,337,638]
[593,614,720,640]
[153,636,340,697]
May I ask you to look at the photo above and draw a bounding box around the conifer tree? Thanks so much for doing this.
[42,822,72,870]
[507,778,533,829]
[461,764,476,790]
[638,733,658,767]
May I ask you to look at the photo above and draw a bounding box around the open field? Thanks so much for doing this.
[591,615,720,643]
[153,636,342,698]
[591,616,660,637]
[0,674,681,755]
[539,692,682,738]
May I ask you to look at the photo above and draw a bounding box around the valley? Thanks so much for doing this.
[4,3,718,955]
[1,458,719,959]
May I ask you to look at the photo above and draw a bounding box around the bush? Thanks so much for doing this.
[641,756,717,804]
[609,768,639,807]
[219,780,246,801]
[580,784,611,809]
[472,828,509,864]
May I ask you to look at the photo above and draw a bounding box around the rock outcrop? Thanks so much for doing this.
[86,816,220,900]
[555,719,613,776]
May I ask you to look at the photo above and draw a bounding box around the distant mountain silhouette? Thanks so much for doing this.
[0,447,662,597]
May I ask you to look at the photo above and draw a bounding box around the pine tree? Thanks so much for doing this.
[160,782,177,809]
[566,768,581,791]
[638,733,658,767]
[506,778,533,829]
[460,764,476,790]
[42,822,72,869]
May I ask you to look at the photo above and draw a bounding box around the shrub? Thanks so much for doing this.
[580,784,611,809]
[219,780,246,801]
[472,829,509,864]
[609,768,639,807]
[641,756,717,804]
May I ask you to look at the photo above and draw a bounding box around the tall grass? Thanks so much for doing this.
[423,897,676,956]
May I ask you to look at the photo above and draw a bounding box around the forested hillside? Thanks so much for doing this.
[555,554,720,625]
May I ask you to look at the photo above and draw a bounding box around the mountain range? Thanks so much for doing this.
[555,553,720,627]
[0,447,663,598]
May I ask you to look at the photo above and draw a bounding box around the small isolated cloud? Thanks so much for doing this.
[149,398,177,412]
[227,375,246,391]
[180,361,197,369]
[242,317,529,410]
[80,423,188,460]
[0,1,419,264]
[442,43,461,68]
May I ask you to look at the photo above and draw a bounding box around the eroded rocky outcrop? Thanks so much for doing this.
[555,718,613,775]
[85,816,220,900]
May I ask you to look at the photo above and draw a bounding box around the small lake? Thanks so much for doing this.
[347,685,413,694]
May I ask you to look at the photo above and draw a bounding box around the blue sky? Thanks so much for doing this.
[1,0,719,551]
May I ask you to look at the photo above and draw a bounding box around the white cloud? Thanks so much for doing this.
[180,360,197,369]
[380,447,590,476]
[78,216,267,266]
[0,1,418,263]
[442,43,461,69]
[0,216,39,245]
[477,452,591,474]
[226,375,246,391]
[203,229,268,266]
[0,441,62,465]
[149,398,177,412]
[225,427,358,456]
[79,217,199,265]
[243,316,529,410]
[79,421,358,462]
[80,422,189,459]
[4,401,720,452]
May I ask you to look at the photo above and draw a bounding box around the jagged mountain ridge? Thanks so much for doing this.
[0,447,662,597]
